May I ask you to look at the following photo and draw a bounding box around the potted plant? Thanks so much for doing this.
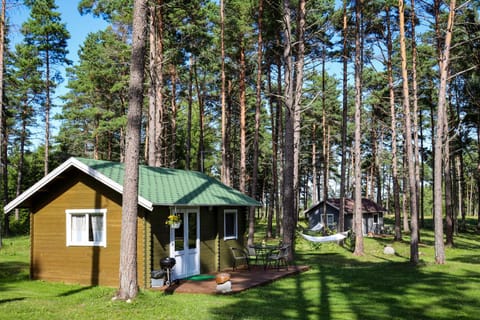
[166,214,181,229]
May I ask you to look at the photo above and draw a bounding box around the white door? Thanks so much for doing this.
[170,208,200,280]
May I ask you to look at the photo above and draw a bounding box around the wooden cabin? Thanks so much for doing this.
[305,198,387,234]
[4,157,260,288]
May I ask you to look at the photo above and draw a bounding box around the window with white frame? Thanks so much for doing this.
[326,214,335,228]
[66,209,107,247]
[224,209,238,240]
[321,213,335,228]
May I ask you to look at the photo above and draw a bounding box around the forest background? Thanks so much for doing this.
[0,0,479,265]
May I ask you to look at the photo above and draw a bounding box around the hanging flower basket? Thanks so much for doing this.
[166,214,181,229]
[170,221,181,229]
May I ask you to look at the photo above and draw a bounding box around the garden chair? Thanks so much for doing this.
[264,245,290,271]
[230,247,250,271]
[245,246,258,265]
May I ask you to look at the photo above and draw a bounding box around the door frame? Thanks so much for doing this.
[169,207,200,279]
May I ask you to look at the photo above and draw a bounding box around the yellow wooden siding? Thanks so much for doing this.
[31,175,146,288]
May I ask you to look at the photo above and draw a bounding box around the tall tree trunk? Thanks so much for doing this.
[147,1,157,166]
[15,103,29,221]
[249,0,263,246]
[267,54,280,239]
[146,1,166,166]
[433,0,456,264]
[170,65,177,167]
[267,66,275,238]
[282,0,295,248]
[410,0,421,243]
[276,40,283,239]
[186,56,193,170]
[117,0,147,301]
[399,0,419,264]
[154,0,164,167]
[0,0,6,246]
[312,123,318,205]
[386,6,401,241]
[420,110,425,227]
[445,108,454,246]
[375,132,383,205]
[321,48,328,232]
[293,0,305,226]
[220,0,230,185]
[44,50,51,175]
[353,0,364,256]
[339,0,348,235]
[282,0,304,259]
[193,61,205,172]
[239,43,247,193]
[457,152,466,231]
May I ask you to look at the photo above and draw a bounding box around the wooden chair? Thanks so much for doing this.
[230,247,250,271]
[264,245,290,271]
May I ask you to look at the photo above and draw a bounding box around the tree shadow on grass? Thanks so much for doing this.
[207,252,480,320]
[57,286,96,297]
[0,261,29,280]
[0,297,26,304]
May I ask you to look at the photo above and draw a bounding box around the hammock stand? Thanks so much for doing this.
[298,231,349,243]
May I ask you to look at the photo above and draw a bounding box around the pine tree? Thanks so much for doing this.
[22,0,70,175]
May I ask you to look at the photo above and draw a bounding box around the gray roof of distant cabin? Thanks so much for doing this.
[305,198,387,215]
[4,157,261,213]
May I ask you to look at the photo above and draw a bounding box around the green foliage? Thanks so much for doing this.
[78,0,133,26]
[8,210,30,235]
[57,28,130,160]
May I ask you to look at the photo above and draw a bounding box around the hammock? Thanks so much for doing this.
[298,231,349,243]
[310,222,324,232]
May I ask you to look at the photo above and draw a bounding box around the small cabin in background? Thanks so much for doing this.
[305,198,387,234]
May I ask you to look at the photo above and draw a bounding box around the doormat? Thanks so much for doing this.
[185,274,216,281]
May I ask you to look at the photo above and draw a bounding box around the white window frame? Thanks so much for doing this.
[66,209,107,247]
[326,214,335,228]
[223,209,238,240]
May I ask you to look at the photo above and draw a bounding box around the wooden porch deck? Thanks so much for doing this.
[156,265,309,295]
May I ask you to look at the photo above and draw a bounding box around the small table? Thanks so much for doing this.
[249,244,277,267]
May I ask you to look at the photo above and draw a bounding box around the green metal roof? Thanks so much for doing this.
[75,157,261,207]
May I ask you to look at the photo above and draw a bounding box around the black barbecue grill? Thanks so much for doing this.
[160,257,176,286]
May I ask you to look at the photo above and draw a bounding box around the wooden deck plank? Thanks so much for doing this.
[156,265,309,295]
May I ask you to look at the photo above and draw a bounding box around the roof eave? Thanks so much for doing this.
[4,157,154,213]
[150,202,262,208]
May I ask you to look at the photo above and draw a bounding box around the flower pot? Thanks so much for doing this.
[170,221,181,229]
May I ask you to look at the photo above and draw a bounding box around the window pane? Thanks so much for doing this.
[90,215,104,242]
[188,212,196,249]
[327,214,334,226]
[174,213,184,251]
[225,212,236,237]
[72,215,86,242]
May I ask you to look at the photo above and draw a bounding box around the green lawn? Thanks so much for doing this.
[1,220,480,320]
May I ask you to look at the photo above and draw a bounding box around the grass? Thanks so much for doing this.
[1,219,480,320]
